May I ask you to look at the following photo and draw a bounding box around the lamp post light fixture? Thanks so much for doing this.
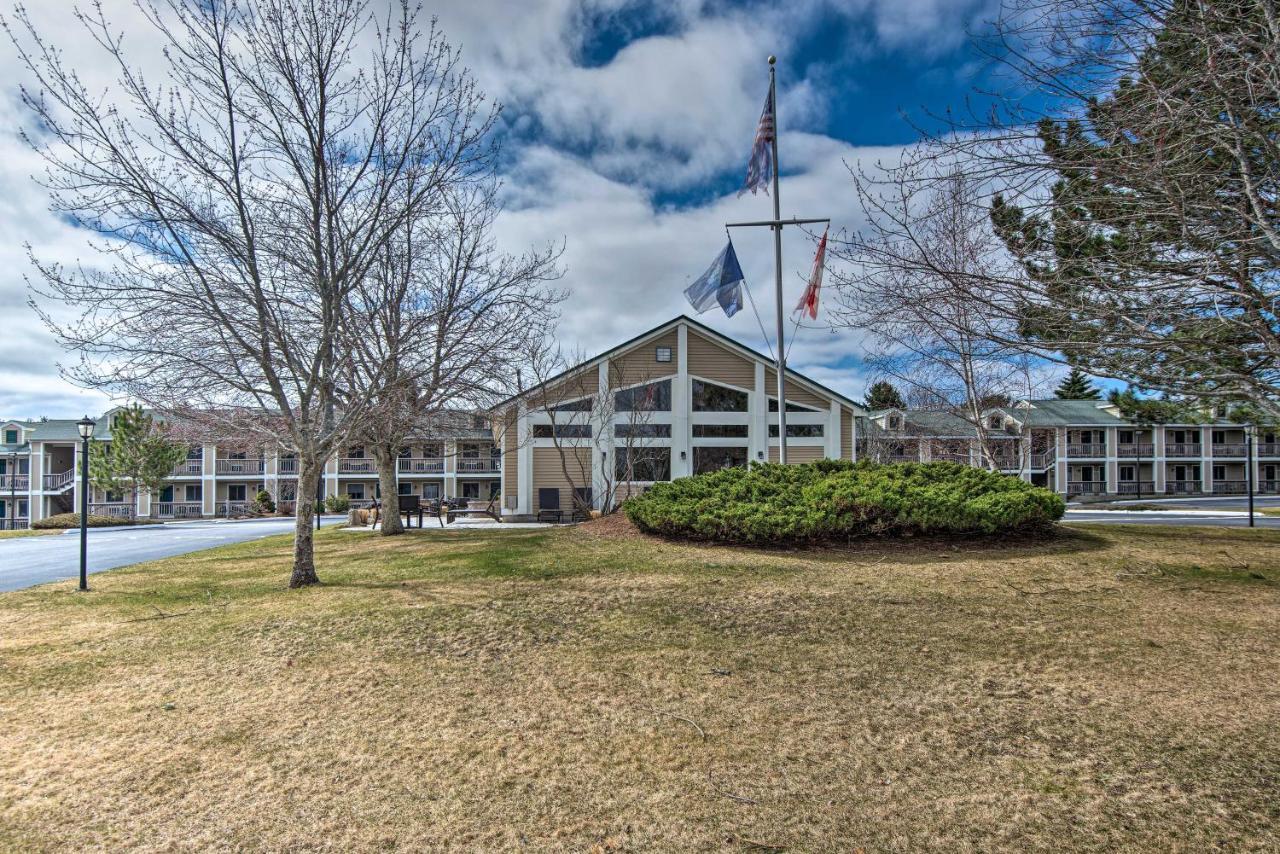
[76,415,95,592]
[1246,424,1256,528]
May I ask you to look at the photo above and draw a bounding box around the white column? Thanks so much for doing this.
[750,361,767,465]
[1055,429,1069,495]
[32,442,47,523]
[1105,427,1118,494]
[1153,427,1166,493]
[444,440,458,499]
[516,402,532,515]
[825,401,840,459]
[591,361,609,509]
[202,443,217,515]
[1201,426,1213,494]
[671,323,691,478]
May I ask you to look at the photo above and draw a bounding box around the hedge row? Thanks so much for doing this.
[623,460,1065,545]
[32,513,159,530]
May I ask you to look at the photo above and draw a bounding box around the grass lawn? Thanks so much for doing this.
[1,521,1278,851]
[0,529,59,540]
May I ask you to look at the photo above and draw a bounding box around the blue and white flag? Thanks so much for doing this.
[684,240,745,318]
[739,85,775,196]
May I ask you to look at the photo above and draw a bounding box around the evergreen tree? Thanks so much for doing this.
[864,381,905,411]
[89,405,187,516]
[1054,368,1100,400]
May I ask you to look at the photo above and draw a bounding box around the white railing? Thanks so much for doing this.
[1116,443,1155,457]
[457,458,501,473]
[43,470,75,491]
[1212,480,1248,495]
[398,457,444,474]
[1067,444,1106,458]
[216,458,264,475]
[153,501,204,518]
[1165,443,1201,458]
[171,459,203,476]
[0,474,30,490]
[1029,451,1055,470]
[347,498,375,509]
[215,501,254,516]
[1165,480,1201,494]
[278,458,298,475]
[337,457,377,474]
[1211,443,1247,457]
[1258,443,1280,456]
[1116,481,1156,494]
[1067,481,1106,494]
[89,502,134,519]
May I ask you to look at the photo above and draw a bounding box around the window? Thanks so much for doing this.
[472,415,488,430]
[489,482,501,500]
[615,379,671,412]
[398,446,412,458]
[227,485,246,502]
[988,416,1003,429]
[768,398,818,412]
[462,482,480,499]
[692,424,748,438]
[347,446,365,459]
[887,415,902,429]
[1119,465,1135,481]
[184,484,202,502]
[550,397,593,412]
[692,379,748,412]
[423,443,442,458]
[398,482,413,495]
[3,429,16,444]
[1213,465,1226,481]
[615,423,672,438]
[187,446,203,460]
[1212,430,1226,444]
[18,500,27,517]
[532,424,592,439]
[159,486,174,502]
[768,424,824,438]
[106,490,124,503]
[346,484,365,500]
[693,446,747,474]
[1118,430,1134,444]
[655,346,672,363]
[461,443,481,458]
[423,483,440,499]
[615,447,671,482]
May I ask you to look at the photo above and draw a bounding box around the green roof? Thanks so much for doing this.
[1010,399,1125,427]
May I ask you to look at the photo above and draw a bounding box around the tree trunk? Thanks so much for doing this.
[290,459,321,588]
[374,443,404,536]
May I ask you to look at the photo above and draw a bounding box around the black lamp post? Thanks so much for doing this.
[77,415,95,592]
[1247,424,1256,528]
[7,451,16,531]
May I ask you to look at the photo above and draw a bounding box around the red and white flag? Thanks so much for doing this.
[794,227,828,320]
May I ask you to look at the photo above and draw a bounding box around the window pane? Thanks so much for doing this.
[692,424,748,438]
[550,397,593,412]
[768,398,817,412]
[693,446,747,474]
[768,424,824,438]
[615,447,671,482]
[615,379,671,412]
[615,423,672,438]
[533,424,591,439]
[692,380,748,412]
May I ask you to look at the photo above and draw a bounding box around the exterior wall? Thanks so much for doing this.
[763,370,828,409]
[841,408,855,461]
[686,330,755,388]
[612,329,678,387]
[502,413,518,511]
[767,445,826,464]
[532,446,591,512]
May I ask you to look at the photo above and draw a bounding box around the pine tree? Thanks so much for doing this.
[1054,368,1100,400]
[89,405,188,516]
[864,381,905,410]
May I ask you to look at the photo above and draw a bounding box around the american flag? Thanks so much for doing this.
[794,227,828,320]
[740,86,775,196]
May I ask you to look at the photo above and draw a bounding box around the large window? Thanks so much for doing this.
[550,397,593,412]
[692,424,748,438]
[693,446,747,474]
[768,424,824,438]
[768,398,818,412]
[692,379,748,412]
[227,485,246,502]
[615,423,672,438]
[533,423,592,439]
[615,379,671,412]
[615,447,671,482]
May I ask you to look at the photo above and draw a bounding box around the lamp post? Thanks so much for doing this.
[1246,424,1256,528]
[7,451,16,531]
[77,415,95,592]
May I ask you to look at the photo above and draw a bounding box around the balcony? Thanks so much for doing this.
[216,458,264,476]
[41,470,75,491]
[1212,480,1248,495]
[0,474,30,490]
[278,457,298,475]
[1068,481,1107,495]
[1029,450,1056,470]
[171,459,203,476]
[1116,443,1155,457]
[930,451,971,464]
[457,457,501,474]
[1258,443,1280,456]
[1116,481,1156,495]
[1260,480,1280,494]
[1067,444,1106,458]
[398,457,444,474]
[1211,443,1247,457]
[1165,480,1201,494]
[1165,443,1202,458]
[153,501,204,519]
[337,457,377,475]
[89,502,134,519]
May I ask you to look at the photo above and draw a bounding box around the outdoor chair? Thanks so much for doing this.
[537,489,562,523]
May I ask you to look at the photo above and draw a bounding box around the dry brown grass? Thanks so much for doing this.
[1,522,1278,852]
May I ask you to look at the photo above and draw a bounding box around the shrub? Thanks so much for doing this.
[255,489,276,514]
[33,513,158,530]
[623,460,1065,545]
[324,495,350,514]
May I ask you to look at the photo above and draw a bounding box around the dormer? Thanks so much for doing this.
[1,422,24,446]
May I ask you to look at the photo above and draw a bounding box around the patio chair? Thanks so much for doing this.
[537,488,562,523]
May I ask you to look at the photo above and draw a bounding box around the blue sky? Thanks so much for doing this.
[0,0,1080,416]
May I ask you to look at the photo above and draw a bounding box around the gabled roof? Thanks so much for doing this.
[498,314,863,411]
[1011,399,1127,427]
[868,409,981,437]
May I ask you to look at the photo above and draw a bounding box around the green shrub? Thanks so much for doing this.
[324,495,350,514]
[33,513,158,530]
[623,461,1065,545]
[255,489,276,514]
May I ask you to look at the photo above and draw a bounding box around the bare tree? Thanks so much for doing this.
[8,1,496,585]
[831,172,1045,469]
[348,182,562,534]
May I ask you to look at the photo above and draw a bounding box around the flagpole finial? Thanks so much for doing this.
[768,55,776,65]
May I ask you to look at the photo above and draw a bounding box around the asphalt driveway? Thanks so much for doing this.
[0,517,345,593]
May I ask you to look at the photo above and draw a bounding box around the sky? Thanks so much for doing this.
[0,0,1044,418]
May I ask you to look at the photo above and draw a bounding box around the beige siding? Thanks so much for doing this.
[686,330,755,389]
[842,408,854,460]
[611,329,678,388]
[538,371,598,411]
[768,445,827,464]
[532,446,591,511]
[501,409,518,510]
[764,370,828,409]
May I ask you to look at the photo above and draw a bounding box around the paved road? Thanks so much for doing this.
[1064,509,1280,528]
[0,517,345,593]
[1084,496,1280,512]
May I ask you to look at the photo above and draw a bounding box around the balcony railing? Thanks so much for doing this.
[337,457,377,474]
[0,474,30,490]
[216,458,264,475]
[41,470,75,491]
[1260,480,1280,494]
[89,502,134,519]
[457,458,501,473]
[215,501,254,517]
[1211,443,1247,457]
[1117,481,1156,495]
[1029,452,1055,470]
[930,451,971,464]
[1212,480,1248,495]
[1116,443,1155,457]
[278,458,298,475]
[278,500,297,515]
[1258,443,1280,456]
[1165,443,1202,458]
[347,498,375,509]
[397,457,444,474]
[1068,481,1107,494]
[1067,444,1106,458]
[3,516,29,529]
[1165,480,1201,494]
[171,459,203,476]
[153,501,204,518]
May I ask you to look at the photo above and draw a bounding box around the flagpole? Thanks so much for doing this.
[768,55,787,464]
